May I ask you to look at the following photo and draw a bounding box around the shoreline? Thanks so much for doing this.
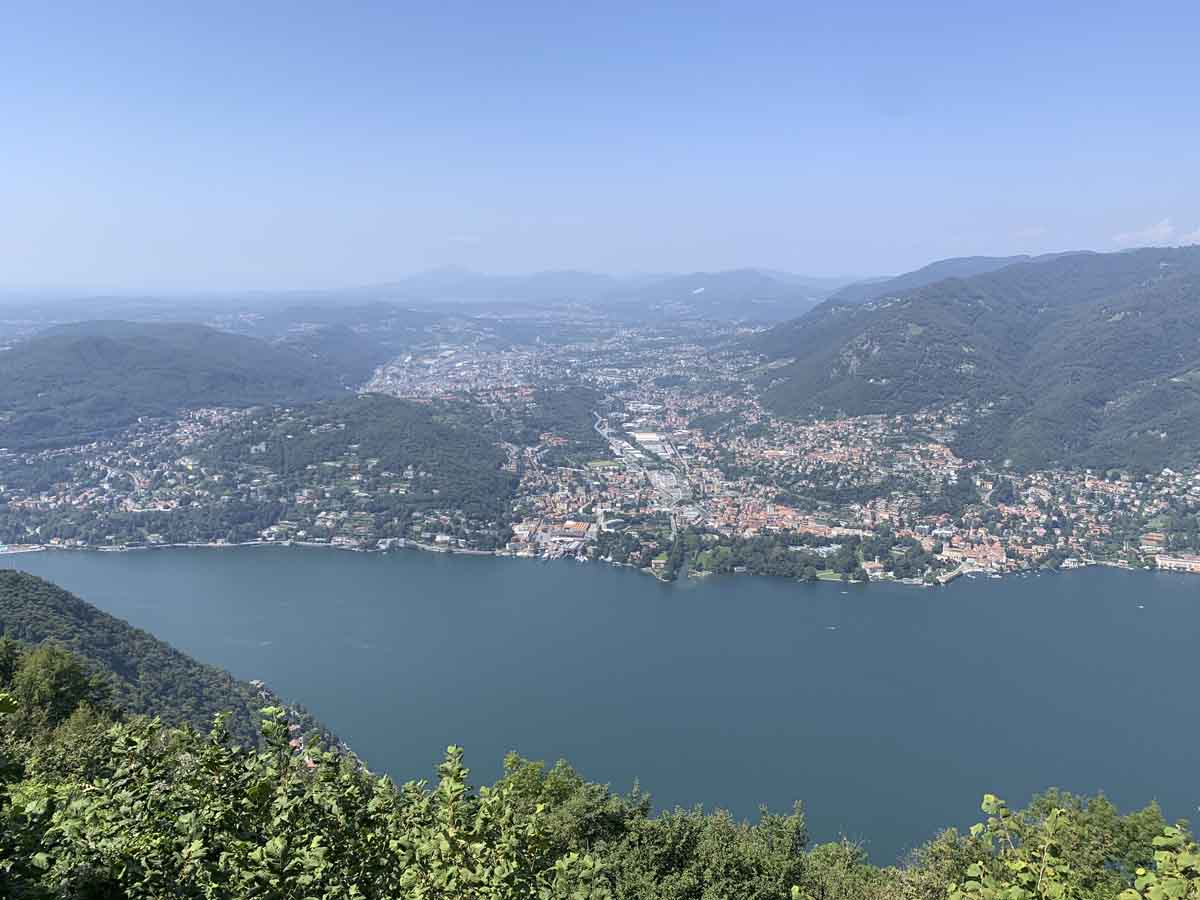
[0,539,1168,588]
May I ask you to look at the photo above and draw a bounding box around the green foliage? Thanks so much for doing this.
[2,711,610,899]
[0,570,326,746]
[690,531,833,580]
[756,247,1200,470]
[949,795,1190,900]
[507,386,609,466]
[276,322,399,387]
[0,638,817,899]
[7,643,109,731]
[827,256,1032,307]
[1119,827,1200,900]
[923,476,982,518]
[0,321,343,450]
[1,663,612,899]
[606,804,810,899]
[204,394,517,529]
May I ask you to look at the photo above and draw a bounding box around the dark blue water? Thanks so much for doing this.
[9,548,1198,861]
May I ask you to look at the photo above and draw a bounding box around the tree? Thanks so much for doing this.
[991,479,1016,505]
[1119,826,1200,900]
[0,637,20,685]
[949,794,1194,900]
[9,643,106,730]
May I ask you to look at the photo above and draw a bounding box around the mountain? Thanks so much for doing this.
[601,268,848,321]
[0,569,320,744]
[825,255,1052,306]
[317,268,852,321]
[0,321,344,449]
[753,246,1200,470]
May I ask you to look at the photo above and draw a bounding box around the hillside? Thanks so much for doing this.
[275,323,395,387]
[0,321,343,449]
[825,255,1038,306]
[0,569,310,744]
[753,246,1200,469]
[201,393,518,531]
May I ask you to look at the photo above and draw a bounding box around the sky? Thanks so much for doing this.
[2,1,1199,292]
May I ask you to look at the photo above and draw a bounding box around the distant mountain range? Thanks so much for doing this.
[753,246,1200,471]
[0,321,345,449]
[235,267,858,322]
[0,268,862,336]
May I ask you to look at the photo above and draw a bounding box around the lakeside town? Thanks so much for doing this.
[3,322,1200,586]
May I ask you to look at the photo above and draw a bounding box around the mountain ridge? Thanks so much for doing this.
[257,267,857,321]
[820,252,1103,307]
[0,321,345,450]
[753,246,1200,470]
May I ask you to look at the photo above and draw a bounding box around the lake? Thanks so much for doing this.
[8,547,1198,862]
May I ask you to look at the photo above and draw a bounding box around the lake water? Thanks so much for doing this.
[8,547,1198,862]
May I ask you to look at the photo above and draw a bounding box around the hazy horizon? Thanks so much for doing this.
[4,2,1199,292]
[0,264,860,299]
[10,246,1200,301]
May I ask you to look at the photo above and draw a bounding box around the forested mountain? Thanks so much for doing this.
[275,324,395,387]
[0,321,344,450]
[203,393,518,527]
[825,255,1041,306]
[753,246,1200,470]
[1,579,1194,897]
[0,570,321,745]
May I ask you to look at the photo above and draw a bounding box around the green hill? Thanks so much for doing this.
[0,320,344,450]
[0,569,322,745]
[202,393,517,529]
[824,255,1043,306]
[754,246,1200,470]
[275,323,394,387]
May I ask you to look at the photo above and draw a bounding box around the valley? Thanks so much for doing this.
[5,252,1200,585]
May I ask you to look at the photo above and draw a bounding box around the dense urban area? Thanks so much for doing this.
[4,315,1199,587]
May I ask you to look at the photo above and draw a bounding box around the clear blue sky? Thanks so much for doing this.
[3,1,1198,291]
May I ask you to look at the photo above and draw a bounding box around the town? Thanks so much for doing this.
[3,320,1200,585]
